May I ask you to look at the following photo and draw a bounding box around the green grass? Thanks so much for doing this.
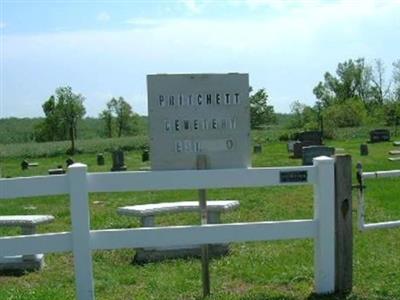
[0,139,399,299]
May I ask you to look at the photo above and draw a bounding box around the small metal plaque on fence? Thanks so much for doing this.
[280,170,308,183]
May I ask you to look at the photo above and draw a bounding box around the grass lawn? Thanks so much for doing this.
[0,139,399,300]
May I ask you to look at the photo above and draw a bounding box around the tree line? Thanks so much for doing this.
[290,58,400,136]
[26,57,400,154]
[34,88,140,154]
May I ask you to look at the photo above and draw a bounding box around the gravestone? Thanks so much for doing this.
[253,144,262,153]
[287,140,296,152]
[369,129,390,143]
[142,150,149,162]
[66,158,74,167]
[21,160,39,170]
[147,73,251,170]
[48,168,65,175]
[302,146,335,165]
[21,160,29,170]
[298,131,323,144]
[111,150,127,171]
[97,153,105,166]
[360,144,368,156]
[290,131,323,158]
[389,150,400,155]
[293,141,303,158]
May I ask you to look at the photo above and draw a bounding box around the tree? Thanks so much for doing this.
[323,97,367,129]
[288,100,318,130]
[36,95,65,141]
[249,88,276,129]
[35,86,86,154]
[99,102,114,138]
[393,60,400,101]
[313,58,370,107]
[101,97,135,137]
[56,87,86,154]
[370,59,390,105]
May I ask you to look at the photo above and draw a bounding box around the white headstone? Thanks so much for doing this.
[147,73,251,170]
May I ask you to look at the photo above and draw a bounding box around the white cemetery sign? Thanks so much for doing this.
[147,73,251,170]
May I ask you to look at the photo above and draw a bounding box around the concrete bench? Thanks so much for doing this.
[117,200,239,263]
[0,215,54,272]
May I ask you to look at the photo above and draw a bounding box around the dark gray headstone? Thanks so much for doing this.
[293,141,303,158]
[111,150,127,171]
[142,150,149,162]
[66,158,74,167]
[253,144,262,153]
[360,144,368,156]
[298,131,323,145]
[97,153,105,166]
[48,168,65,175]
[302,146,335,165]
[21,160,29,170]
[370,129,390,143]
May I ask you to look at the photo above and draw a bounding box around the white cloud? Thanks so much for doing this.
[3,0,400,117]
[124,17,160,27]
[180,0,201,14]
[97,12,111,22]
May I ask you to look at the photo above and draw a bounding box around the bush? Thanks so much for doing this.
[323,98,367,129]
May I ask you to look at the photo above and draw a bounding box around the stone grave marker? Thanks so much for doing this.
[389,150,400,155]
[291,131,323,158]
[369,129,390,143]
[142,149,149,162]
[253,144,262,153]
[66,158,74,167]
[302,146,335,166]
[21,160,39,170]
[360,144,368,156]
[111,150,127,171]
[97,153,105,166]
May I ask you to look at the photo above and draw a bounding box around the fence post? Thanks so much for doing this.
[334,155,353,293]
[313,156,335,294]
[68,163,95,300]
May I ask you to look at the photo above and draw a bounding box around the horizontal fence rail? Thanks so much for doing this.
[91,220,317,250]
[358,167,400,231]
[362,170,400,179]
[0,175,68,199]
[0,220,316,257]
[0,157,336,299]
[1,166,316,200]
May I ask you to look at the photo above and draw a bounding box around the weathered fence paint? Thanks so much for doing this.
[0,157,336,299]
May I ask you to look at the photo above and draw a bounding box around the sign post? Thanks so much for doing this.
[197,154,210,297]
[147,73,251,297]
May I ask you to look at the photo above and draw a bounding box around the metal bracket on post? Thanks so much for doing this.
[196,155,210,298]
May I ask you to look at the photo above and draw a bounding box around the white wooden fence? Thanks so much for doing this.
[0,157,336,299]
[357,166,400,231]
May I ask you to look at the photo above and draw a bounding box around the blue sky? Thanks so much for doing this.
[1,0,400,117]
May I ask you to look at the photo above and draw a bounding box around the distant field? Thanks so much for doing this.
[0,138,399,299]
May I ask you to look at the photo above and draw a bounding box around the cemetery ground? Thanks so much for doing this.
[0,138,399,300]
